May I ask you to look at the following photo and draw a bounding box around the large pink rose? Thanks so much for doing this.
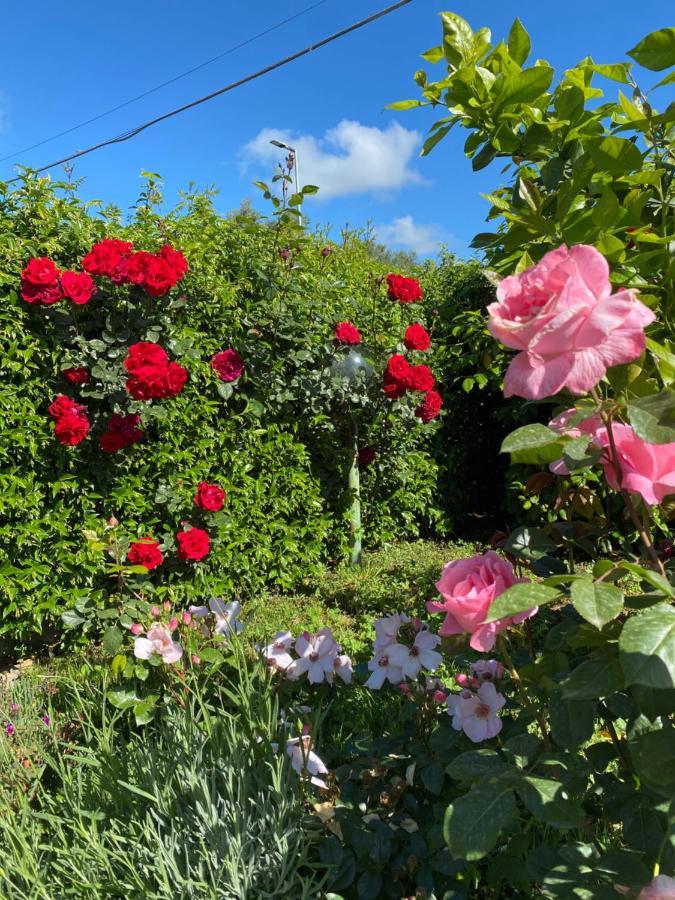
[638,875,675,900]
[427,551,536,652]
[487,245,655,400]
[594,423,675,506]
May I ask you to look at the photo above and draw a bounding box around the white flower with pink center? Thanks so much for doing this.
[328,653,353,685]
[261,630,294,672]
[374,612,410,650]
[447,682,506,743]
[286,735,329,788]
[287,628,338,684]
[134,624,183,665]
[387,631,442,679]
[365,648,404,690]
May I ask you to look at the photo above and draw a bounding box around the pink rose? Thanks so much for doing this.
[211,349,244,382]
[638,875,675,900]
[594,423,675,506]
[427,551,536,652]
[487,244,655,400]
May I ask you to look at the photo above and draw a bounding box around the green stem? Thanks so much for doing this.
[498,634,551,750]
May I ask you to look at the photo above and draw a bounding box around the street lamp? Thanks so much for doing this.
[269,139,300,195]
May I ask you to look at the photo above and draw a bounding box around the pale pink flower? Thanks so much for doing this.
[487,244,655,399]
[638,875,675,899]
[387,631,442,679]
[134,624,183,664]
[328,653,353,685]
[374,612,410,650]
[261,631,295,672]
[447,682,506,742]
[470,660,505,682]
[594,423,675,506]
[210,599,243,637]
[286,735,329,788]
[427,552,536,652]
[287,629,338,684]
[191,654,200,665]
[365,648,404,690]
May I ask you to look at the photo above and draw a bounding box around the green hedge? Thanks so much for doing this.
[0,175,497,642]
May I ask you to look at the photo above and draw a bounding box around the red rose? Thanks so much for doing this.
[143,256,177,297]
[21,281,64,305]
[383,371,406,399]
[176,527,210,561]
[54,410,90,445]
[160,245,188,280]
[82,238,134,278]
[62,367,89,386]
[61,271,96,305]
[195,481,226,512]
[21,257,60,286]
[415,389,443,423]
[211,349,244,382]
[358,447,377,467]
[385,354,410,382]
[386,273,423,304]
[128,537,163,571]
[99,413,144,452]
[334,321,361,345]
[406,364,435,393]
[124,342,168,376]
[48,394,86,419]
[163,362,188,397]
[120,251,154,285]
[404,323,431,352]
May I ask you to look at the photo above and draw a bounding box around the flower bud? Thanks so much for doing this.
[130,623,143,636]
[182,611,192,625]
[107,515,119,528]
[168,617,178,632]
[150,605,160,618]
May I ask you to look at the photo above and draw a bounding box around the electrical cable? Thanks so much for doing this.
[3,0,414,183]
[0,0,332,164]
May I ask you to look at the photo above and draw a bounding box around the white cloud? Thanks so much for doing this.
[241,120,424,199]
[373,215,453,256]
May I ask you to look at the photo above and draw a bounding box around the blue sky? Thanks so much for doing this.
[0,1,668,257]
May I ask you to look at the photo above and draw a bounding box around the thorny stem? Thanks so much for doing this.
[589,389,665,576]
[497,634,552,750]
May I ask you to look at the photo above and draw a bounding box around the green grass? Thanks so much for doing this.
[246,539,481,656]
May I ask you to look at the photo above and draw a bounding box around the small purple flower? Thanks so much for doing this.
[42,715,50,726]
[279,248,290,261]
[6,722,14,736]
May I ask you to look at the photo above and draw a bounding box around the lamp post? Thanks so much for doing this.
[331,350,373,567]
[269,139,300,195]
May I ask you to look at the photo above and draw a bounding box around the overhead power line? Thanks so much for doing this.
[4,0,414,183]
[0,0,332,164]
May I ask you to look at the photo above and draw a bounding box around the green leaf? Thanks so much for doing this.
[440,12,474,67]
[421,45,444,64]
[571,579,624,630]
[620,603,675,689]
[504,526,555,562]
[587,136,643,176]
[500,424,564,465]
[421,124,453,156]
[585,62,632,84]
[102,625,124,655]
[516,776,582,829]
[111,654,127,676]
[628,27,675,71]
[619,562,675,598]
[62,609,85,629]
[633,727,675,786]
[627,392,675,444]
[301,184,319,194]
[484,582,561,623]
[507,18,531,66]
[106,687,139,710]
[592,187,621,228]
[443,781,516,861]
[446,750,511,782]
[493,66,554,111]
[561,655,624,699]
[133,694,159,726]
[387,99,424,110]
[217,382,234,401]
[653,70,675,90]
[549,693,596,749]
